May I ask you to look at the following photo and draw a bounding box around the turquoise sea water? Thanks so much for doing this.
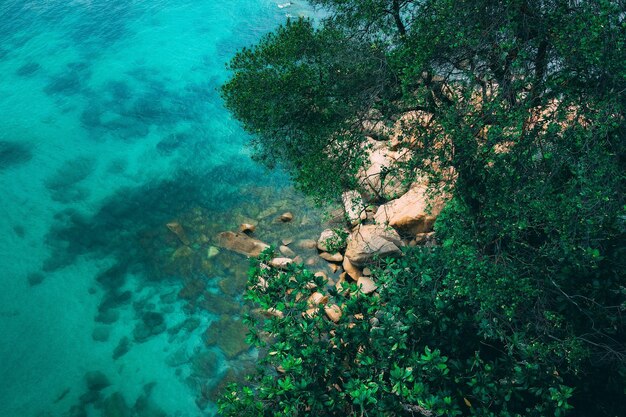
[0,1,323,416]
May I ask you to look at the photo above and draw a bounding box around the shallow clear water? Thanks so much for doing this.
[0,1,323,416]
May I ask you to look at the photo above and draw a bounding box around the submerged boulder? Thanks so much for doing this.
[166,221,190,246]
[215,231,270,257]
[205,317,249,359]
[85,371,110,391]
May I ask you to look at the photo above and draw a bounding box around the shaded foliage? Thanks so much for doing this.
[220,0,625,416]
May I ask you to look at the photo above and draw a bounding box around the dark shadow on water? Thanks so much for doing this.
[0,141,34,171]
[156,132,192,155]
[44,69,89,97]
[44,156,96,202]
[15,62,41,77]
[42,163,264,274]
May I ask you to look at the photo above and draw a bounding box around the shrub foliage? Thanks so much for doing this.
[219,0,625,415]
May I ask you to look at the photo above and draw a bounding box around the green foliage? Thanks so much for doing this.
[220,0,625,416]
[321,228,349,253]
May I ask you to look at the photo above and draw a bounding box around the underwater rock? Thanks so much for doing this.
[178,278,205,300]
[279,245,296,258]
[98,290,132,313]
[112,337,131,360]
[95,309,119,324]
[204,316,249,359]
[257,206,278,219]
[297,239,318,250]
[166,221,190,246]
[26,272,45,286]
[85,371,111,391]
[319,252,343,263]
[269,257,293,269]
[102,392,131,417]
[239,223,256,234]
[206,246,220,258]
[92,326,110,342]
[171,245,193,260]
[198,293,240,315]
[133,312,166,342]
[156,132,191,155]
[218,275,247,297]
[0,140,33,170]
[279,212,294,222]
[167,317,201,336]
[16,61,41,77]
[190,351,219,378]
[165,347,189,367]
[215,231,269,257]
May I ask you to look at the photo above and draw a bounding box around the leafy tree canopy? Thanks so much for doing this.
[220,1,625,416]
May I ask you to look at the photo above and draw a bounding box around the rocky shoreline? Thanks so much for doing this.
[214,124,450,337]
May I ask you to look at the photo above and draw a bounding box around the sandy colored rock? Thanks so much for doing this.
[166,221,191,245]
[414,231,437,246]
[269,257,293,269]
[362,267,372,276]
[279,212,294,222]
[314,271,328,281]
[264,307,285,319]
[308,292,329,306]
[206,246,220,258]
[281,238,294,246]
[374,184,447,235]
[342,190,367,226]
[344,224,404,267]
[297,239,318,249]
[320,251,343,263]
[239,223,256,234]
[356,276,378,294]
[357,146,411,201]
[329,263,340,273]
[279,245,296,258]
[324,304,342,323]
[342,257,362,280]
[215,231,270,257]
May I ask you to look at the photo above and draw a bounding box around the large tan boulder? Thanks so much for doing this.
[374,184,447,235]
[357,146,411,201]
[344,224,404,267]
[342,190,367,226]
[269,257,293,269]
[342,257,362,280]
[215,232,270,257]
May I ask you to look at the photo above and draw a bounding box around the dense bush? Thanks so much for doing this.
[219,0,625,415]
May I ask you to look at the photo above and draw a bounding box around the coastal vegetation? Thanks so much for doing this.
[219,0,625,416]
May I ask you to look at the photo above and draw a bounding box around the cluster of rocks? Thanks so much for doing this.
[65,372,166,417]
[215,171,447,325]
